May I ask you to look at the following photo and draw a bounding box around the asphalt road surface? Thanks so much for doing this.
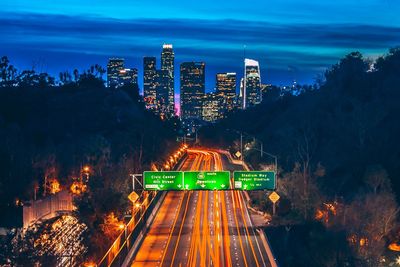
[130,148,271,267]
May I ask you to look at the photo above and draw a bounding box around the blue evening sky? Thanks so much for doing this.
[2,0,400,92]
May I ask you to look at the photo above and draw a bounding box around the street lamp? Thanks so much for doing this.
[118,223,128,244]
[245,145,278,173]
[227,129,265,165]
[225,129,244,163]
[82,165,90,182]
[227,128,277,172]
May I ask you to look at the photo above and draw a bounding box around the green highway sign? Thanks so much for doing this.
[183,171,230,190]
[143,171,276,191]
[143,171,184,190]
[233,171,276,190]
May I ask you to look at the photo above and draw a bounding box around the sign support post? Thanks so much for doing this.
[130,174,143,191]
[268,191,280,216]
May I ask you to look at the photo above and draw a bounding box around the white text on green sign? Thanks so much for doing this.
[184,171,230,190]
[233,171,276,190]
[143,171,184,190]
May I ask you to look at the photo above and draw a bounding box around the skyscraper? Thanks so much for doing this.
[216,72,237,113]
[161,44,175,116]
[143,57,157,109]
[107,58,124,88]
[243,58,262,109]
[202,93,223,122]
[180,62,205,123]
[155,69,169,116]
[118,68,138,87]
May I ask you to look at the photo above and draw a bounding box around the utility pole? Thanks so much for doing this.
[243,45,247,110]
[260,142,263,158]
[43,175,47,197]
[240,132,243,163]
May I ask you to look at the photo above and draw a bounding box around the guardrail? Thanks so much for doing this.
[98,150,188,266]
[97,190,160,267]
[223,148,280,267]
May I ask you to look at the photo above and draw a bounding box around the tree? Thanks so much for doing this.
[278,162,324,221]
[364,165,390,194]
[345,191,399,266]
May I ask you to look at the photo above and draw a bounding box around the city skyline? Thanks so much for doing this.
[2,1,400,90]
[108,44,266,117]
[2,1,400,266]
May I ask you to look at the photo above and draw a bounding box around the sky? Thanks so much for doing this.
[2,0,400,94]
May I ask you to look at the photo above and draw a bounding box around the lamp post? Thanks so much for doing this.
[226,129,244,163]
[245,146,278,173]
[240,132,243,163]
[227,129,276,171]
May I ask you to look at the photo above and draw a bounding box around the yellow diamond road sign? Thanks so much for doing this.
[269,191,280,203]
[235,151,242,158]
[128,191,140,203]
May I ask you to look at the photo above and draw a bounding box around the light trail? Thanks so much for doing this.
[130,148,270,267]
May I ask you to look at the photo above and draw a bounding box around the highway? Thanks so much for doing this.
[130,148,270,267]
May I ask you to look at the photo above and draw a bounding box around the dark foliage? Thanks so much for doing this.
[200,47,400,201]
[0,59,180,259]
[265,223,353,267]
[199,47,400,266]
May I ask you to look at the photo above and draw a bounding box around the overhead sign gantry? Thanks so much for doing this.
[143,171,275,191]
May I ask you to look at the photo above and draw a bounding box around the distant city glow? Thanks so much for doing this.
[1,2,399,87]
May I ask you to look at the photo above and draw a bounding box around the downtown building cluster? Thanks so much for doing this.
[107,44,264,132]
[142,44,175,119]
[106,59,138,88]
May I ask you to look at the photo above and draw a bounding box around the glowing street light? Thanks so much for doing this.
[84,262,97,267]
[82,165,91,182]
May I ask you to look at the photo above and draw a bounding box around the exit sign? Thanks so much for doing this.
[183,171,230,190]
[143,171,184,190]
[233,171,276,190]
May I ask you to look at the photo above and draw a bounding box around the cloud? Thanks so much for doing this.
[1,12,400,85]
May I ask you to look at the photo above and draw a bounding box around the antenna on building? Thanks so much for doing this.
[243,45,247,110]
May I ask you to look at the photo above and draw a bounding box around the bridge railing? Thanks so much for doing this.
[97,150,188,267]
[97,191,162,267]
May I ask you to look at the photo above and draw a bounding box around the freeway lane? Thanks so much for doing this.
[130,148,270,267]
[131,152,199,267]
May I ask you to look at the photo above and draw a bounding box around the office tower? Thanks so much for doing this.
[155,69,169,117]
[243,58,262,109]
[107,58,124,88]
[161,44,175,116]
[238,77,244,109]
[119,68,138,87]
[180,62,205,123]
[216,72,237,113]
[143,57,157,109]
[202,93,223,122]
